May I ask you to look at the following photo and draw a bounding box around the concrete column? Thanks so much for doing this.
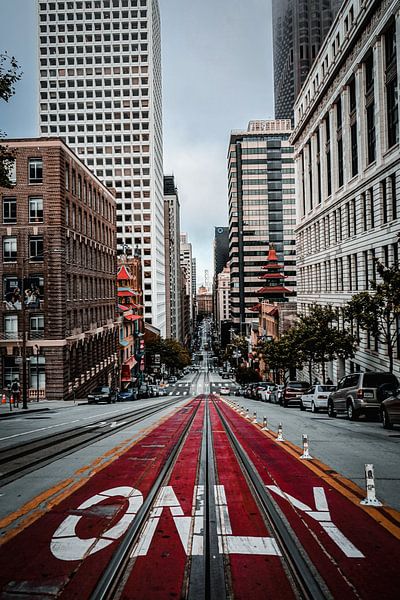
[373,37,384,166]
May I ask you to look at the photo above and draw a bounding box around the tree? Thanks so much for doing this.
[345,261,400,373]
[145,337,191,374]
[292,305,357,383]
[258,331,304,384]
[236,365,261,384]
[223,335,248,365]
[0,52,22,188]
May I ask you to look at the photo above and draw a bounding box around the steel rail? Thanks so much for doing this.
[0,397,185,485]
[89,398,202,600]
[212,397,330,600]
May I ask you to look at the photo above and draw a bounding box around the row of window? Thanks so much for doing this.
[2,197,43,224]
[299,173,398,257]
[3,237,43,263]
[40,1,147,10]
[3,314,44,339]
[66,237,115,273]
[65,164,114,223]
[299,243,398,295]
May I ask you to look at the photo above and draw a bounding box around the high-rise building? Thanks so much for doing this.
[37,0,165,334]
[272,0,342,121]
[292,0,400,380]
[228,120,297,334]
[216,264,230,325]
[163,175,182,342]
[0,138,118,401]
[214,226,229,276]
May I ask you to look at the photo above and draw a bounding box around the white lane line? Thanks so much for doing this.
[0,407,132,442]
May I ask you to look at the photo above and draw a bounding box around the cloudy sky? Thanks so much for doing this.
[0,0,274,286]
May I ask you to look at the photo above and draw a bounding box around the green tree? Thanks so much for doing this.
[146,337,191,374]
[0,52,22,188]
[258,331,304,384]
[236,365,261,384]
[292,305,357,383]
[223,335,248,366]
[345,261,400,373]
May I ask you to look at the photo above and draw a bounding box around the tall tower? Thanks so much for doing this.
[163,175,182,342]
[272,0,342,121]
[228,120,296,334]
[37,0,165,334]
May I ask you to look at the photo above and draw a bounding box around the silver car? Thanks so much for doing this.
[327,372,398,421]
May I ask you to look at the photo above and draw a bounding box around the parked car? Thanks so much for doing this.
[137,384,150,399]
[300,384,336,412]
[88,385,117,404]
[259,384,277,402]
[281,381,310,407]
[168,376,177,384]
[269,385,284,404]
[235,386,245,397]
[243,383,258,398]
[220,386,231,395]
[327,371,399,421]
[222,372,230,379]
[381,389,400,429]
[252,382,271,400]
[117,386,138,402]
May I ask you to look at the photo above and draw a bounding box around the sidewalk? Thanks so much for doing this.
[0,398,84,418]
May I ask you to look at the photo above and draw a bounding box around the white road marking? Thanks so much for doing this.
[266,485,364,558]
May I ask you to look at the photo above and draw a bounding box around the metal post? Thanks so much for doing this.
[21,294,28,410]
[35,345,40,403]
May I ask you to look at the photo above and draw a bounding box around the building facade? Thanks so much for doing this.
[163,175,182,341]
[197,286,213,318]
[272,0,342,121]
[228,120,297,335]
[292,0,400,380]
[214,226,229,276]
[37,0,165,334]
[0,138,118,401]
[216,263,231,326]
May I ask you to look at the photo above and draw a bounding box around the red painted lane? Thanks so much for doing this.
[120,399,206,599]
[210,400,296,600]
[218,401,400,600]
[0,399,199,599]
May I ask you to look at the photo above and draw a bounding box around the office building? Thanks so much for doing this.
[164,175,182,341]
[214,226,229,276]
[0,138,118,400]
[292,0,400,379]
[228,120,297,334]
[272,0,342,121]
[37,0,165,334]
[216,264,230,325]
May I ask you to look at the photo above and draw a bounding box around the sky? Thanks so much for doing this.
[0,0,274,286]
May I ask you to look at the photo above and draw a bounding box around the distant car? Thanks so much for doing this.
[137,384,150,399]
[259,384,277,402]
[269,385,284,404]
[168,376,177,384]
[300,384,336,412]
[328,371,399,420]
[281,381,310,407]
[117,387,138,402]
[88,386,116,404]
[220,386,230,395]
[235,386,245,396]
[222,373,230,379]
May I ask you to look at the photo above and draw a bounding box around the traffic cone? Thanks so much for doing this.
[10,394,14,405]
[1,393,6,404]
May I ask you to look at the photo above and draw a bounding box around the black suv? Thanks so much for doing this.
[328,371,399,420]
[87,386,117,404]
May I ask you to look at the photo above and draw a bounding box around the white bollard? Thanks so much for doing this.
[300,434,312,460]
[276,423,284,442]
[360,464,382,507]
[245,408,250,419]
[262,416,269,431]
[252,411,257,424]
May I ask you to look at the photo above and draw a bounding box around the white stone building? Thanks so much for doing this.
[37,0,165,334]
[216,264,231,326]
[163,176,182,342]
[291,0,400,380]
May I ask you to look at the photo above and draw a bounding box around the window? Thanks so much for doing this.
[391,173,397,220]
[29,158,43,183]
[2,197,17,224]
[349,78,358,177]
[29,355,46,389]
[365,54,376,164]
[29,197,44,223]
[385,20,399,148]
[29,236,44,261]
[3,236,17,262]
[4,314,18,340]
[6,159,16,185]
[30,314,45,338]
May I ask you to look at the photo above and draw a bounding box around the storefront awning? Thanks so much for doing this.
[124,314,143,321]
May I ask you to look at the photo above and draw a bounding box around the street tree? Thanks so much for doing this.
[223,335,248,366]
[292,305,357,383]
[236,365,261,384]
[146,337,191,374]
[0,52,22,188]
[258,331,304,384]
[345,261,400,373]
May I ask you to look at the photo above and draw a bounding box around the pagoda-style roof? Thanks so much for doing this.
[259,272,287,279]
[257,286,292,294]
[117,264,132,281]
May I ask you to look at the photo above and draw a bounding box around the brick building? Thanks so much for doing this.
[0,138,118,401]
